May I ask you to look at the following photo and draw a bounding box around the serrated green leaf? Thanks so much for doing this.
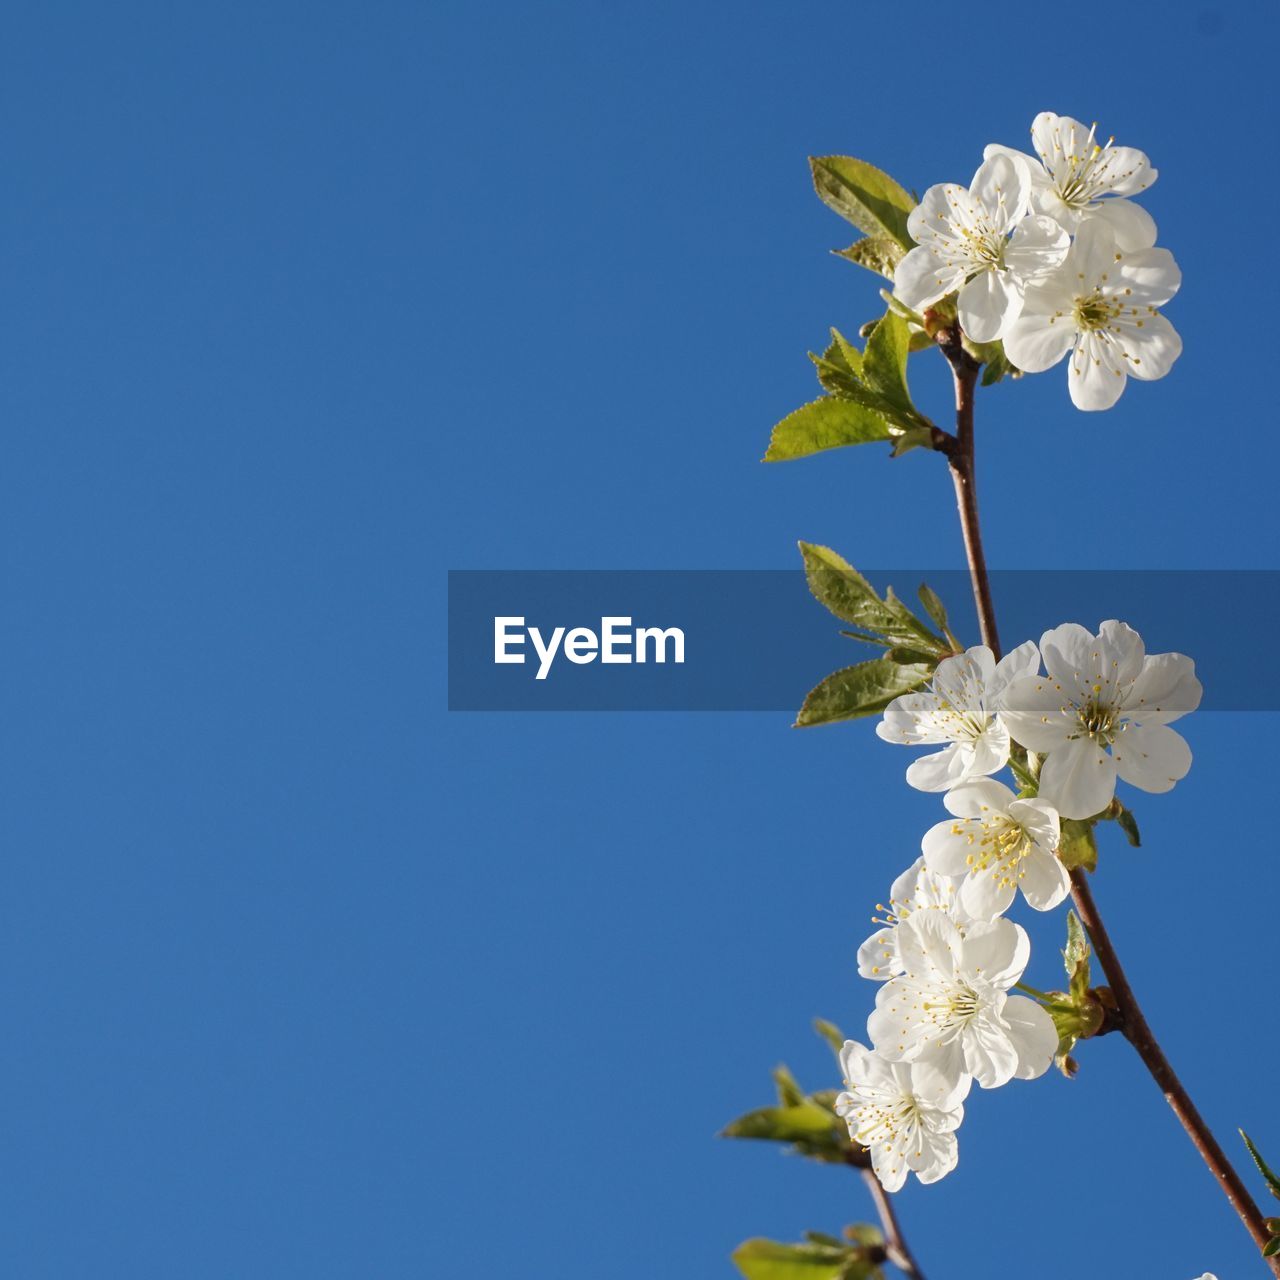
[809,156,916,250]
[1242,1131,1280,1201]
[1059,819,1098,872]
[810,350,862,399]
[830,328,864,377]
[798,543,888,625]
[814,1018,845,1055]
[916,584,952,641]
[764,398,890,462]
[794,658,932,727]
[861,313,914,418]
[732,1238,853,1280]
[834,237,903,279]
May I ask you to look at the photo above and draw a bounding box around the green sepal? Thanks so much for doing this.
[1058,819,1098,872]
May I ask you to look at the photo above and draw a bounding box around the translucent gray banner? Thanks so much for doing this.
[447,570,1276,712]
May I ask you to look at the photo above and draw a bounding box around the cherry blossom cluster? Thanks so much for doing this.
[893,111,1181,411]
[836,621,1201,1190]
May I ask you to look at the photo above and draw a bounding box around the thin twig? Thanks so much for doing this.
[842,1149,926,1278]
[1070,868,1278,1265]
[939,354,1280,1274]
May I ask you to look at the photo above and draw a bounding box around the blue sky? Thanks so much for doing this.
[0,1,1275,1276]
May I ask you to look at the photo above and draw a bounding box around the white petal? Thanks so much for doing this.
[969,152,1031,233]
[878,692,949,745]
[958,918,1028,987]
[1070,217,1121,288]
[1111,723,1193,793]
[906,182,967,246]
[989,640,1041,698]
[909,1127,960,1183]
[1089,197,1157,251]
[1003,214,1070,281]
[1068,332,1127,411]
[1089,145,1155,198]
[1124,653,1202,725]
[983,142,1048,187]
[871,1142,909,1192]
[905,745,969,792]
[942,777,1017,818]
[922,818,979,877]
[958,270,1022,342]
[894,244,967,312]
[1037,738,1117,819]
[1117,313,1182,382]
[1002,995,1059,1080]
[857,926,899,980]
[1006,798,1060,852]
[910,1059,971,1110]
[999,675,1076,753]
[1040,622,1100,684]
[960,867,1016,921]
[1017,848,1071,911]
[962,1016,1019,1088]
[1003,307,1077,373]
[1115,246,1182,307]
[896,911,961,981]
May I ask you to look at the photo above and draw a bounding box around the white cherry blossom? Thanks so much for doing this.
[1001,621,1202,820]
[1003,217,1182,411]
[922,779,1067,920]
[986,111,1158,250]
[867,912,1057,1090]
[857,857,972,980]
[877,641,1039,792]
[894,153,1069,342]
[836,1040,970,1191]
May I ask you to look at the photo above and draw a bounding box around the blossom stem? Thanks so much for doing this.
[858,1162,928,1279]
[941,355,1280,1273]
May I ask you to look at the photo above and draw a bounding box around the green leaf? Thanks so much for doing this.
[795,657,932,727]
[809,351,862,399]
[1264,1236,1280,1258]
[797,544,948,656]
[834,237,903,280]
[1058,819,1098,872]
[799,543,892,628]
[888,423,937,458]
[732,1238,852,1280]
[981,346,1012,386]
[916,584,950,637]
[809,156,915,250]
[861,313,914,418]
[830,328,864,378]
[1242,1131,1280,1201]
[764,397,890,462]
[813,1018,845,1056]
[773,1064,806,1108]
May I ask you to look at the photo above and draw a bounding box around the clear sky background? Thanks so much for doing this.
[0,1,1275,1276]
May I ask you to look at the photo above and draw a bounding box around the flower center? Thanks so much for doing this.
[923,983,981,1027]
[961,817,1031,887]
[1076,698,1120,744]
[1073,291,1123,331]
[853,1092,920,1149]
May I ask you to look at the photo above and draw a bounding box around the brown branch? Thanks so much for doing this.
[938,347,1280,1274]
[1070,869,1278,1266]
[844,1149,927,1278]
